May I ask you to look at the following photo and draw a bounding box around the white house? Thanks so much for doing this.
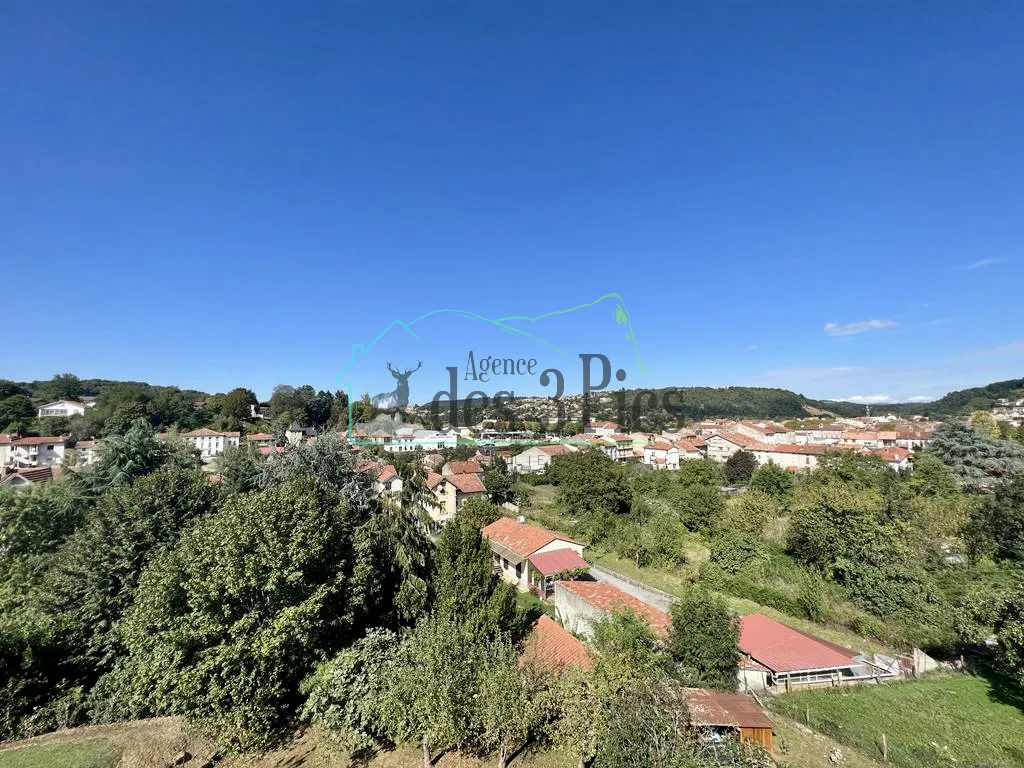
[750,443,828,471]
[512,444,577,474]
[584,420,623,437]
[181,428,241,460]
[73,440,100,466]
[642,442,679,469]
[374,464,404,496]
[481,517,587,596]
[0,435,68,468]
[36,400,89,418]
[704,432,766,462]
[732,421,795,445]
[424,470,488,531]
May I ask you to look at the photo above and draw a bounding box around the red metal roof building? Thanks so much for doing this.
[738,613,858,690]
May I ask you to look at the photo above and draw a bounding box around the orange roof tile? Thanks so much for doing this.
[447,472,486,494]
[482,517,581,558]
[555,580,671,637]
[446,459,483,475]
[522,615,592,671]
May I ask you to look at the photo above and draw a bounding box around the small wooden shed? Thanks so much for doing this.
[685,688,774,752]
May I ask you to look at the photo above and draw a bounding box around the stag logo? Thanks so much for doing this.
[371,361,422,410]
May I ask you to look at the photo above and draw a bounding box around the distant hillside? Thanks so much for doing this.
[13,378,209,402]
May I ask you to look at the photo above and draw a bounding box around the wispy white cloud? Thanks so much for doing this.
[923,317,952,327]
[745,344,759,352]
[905,395,933,403]
[824,319,897,336]
[838,394,892,404]
[960,257,1003,271]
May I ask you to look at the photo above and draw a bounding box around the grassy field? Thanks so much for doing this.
[770,673,1024,768]
[0,740,120,768]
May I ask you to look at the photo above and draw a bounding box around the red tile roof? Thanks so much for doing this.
[873,446,910,462]
[9,436,66,446]
[538,444,574,456]
[555,580,671,637]
[446,460,483,475]
[1,465,61,484]
[425,471,445,489]
[685,689,774,730]
[247,432,275,441]
[714,433,767,450]
[646,442,673,451]
[528,548,590,576]
[738,613,856,674]
[446,472,486,494]
[523,615,592,671]
[377,464,397,483]
[482,517,581,558]
[183,428,240,438]
[258,446,286,454]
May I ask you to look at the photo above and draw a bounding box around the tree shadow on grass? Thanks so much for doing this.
[982,669,1024,715]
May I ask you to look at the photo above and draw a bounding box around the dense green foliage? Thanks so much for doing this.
[665,588,740,690]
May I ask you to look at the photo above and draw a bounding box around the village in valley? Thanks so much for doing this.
[4,373,1024,767]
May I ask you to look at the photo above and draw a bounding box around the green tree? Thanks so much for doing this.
[381,617,488,767]
[44,373,83,400]
[431,516,520,640]
[967,476,1024,563]
[724,450,757,485]
[102,402,148,436]
[483,456,516,506]
[206,387,257,429]
[0,395,35,430]
[115,477,381,748]
[930,422,1024,488]
[456,497,502,530]
[300,628,401,750]
[548,449,630,517]
[305,390,335,428]
[676,458,725,489]
[590,610,668,678]
[749,462,794,502]
[721,488,778,537]
[216,444,262,495]
[970,410,1001,439]
[44,466,217,680]
[670,484,725,536]
[478,639,548,768]
[665,587,739,690]
[993,588,1024,686]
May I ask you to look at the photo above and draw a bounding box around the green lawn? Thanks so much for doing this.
[770,673,1024,768]
[0,740,121,768]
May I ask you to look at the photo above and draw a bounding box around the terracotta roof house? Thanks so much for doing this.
[482,517,585,596]
[375,464,403,496]
[704,432,768,462]
[511,443,577,474]
[685,688,774,751]
[738,613,858,691]
[522,615,593,672]
[554,579,670,639]
[423,471,488,533]
[442,459,483,476]
[1,465,61,488]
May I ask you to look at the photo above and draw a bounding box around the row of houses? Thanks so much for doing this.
[488,514,915,754]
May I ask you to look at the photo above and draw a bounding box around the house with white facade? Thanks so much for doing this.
[482,517,587,597]
[584,420,623,437]
[732,421,795,445]
[704,432,766,462]
[0,435,68,468]
[374,464,404,496]
[180,428,240,461]
[424,470,487,530]
[36,400,91,418]
[511,444,576,474]
[642,442,679,469]
[73,440,100,466]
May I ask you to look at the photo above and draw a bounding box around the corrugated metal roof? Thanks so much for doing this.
[686,688,774,729]
[528,549,589,576]
[739,613,856,674]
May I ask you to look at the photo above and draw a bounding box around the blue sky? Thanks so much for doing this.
[2,1,1021,404]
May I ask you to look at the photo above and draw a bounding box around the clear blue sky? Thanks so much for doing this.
[3,1,1021,404]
